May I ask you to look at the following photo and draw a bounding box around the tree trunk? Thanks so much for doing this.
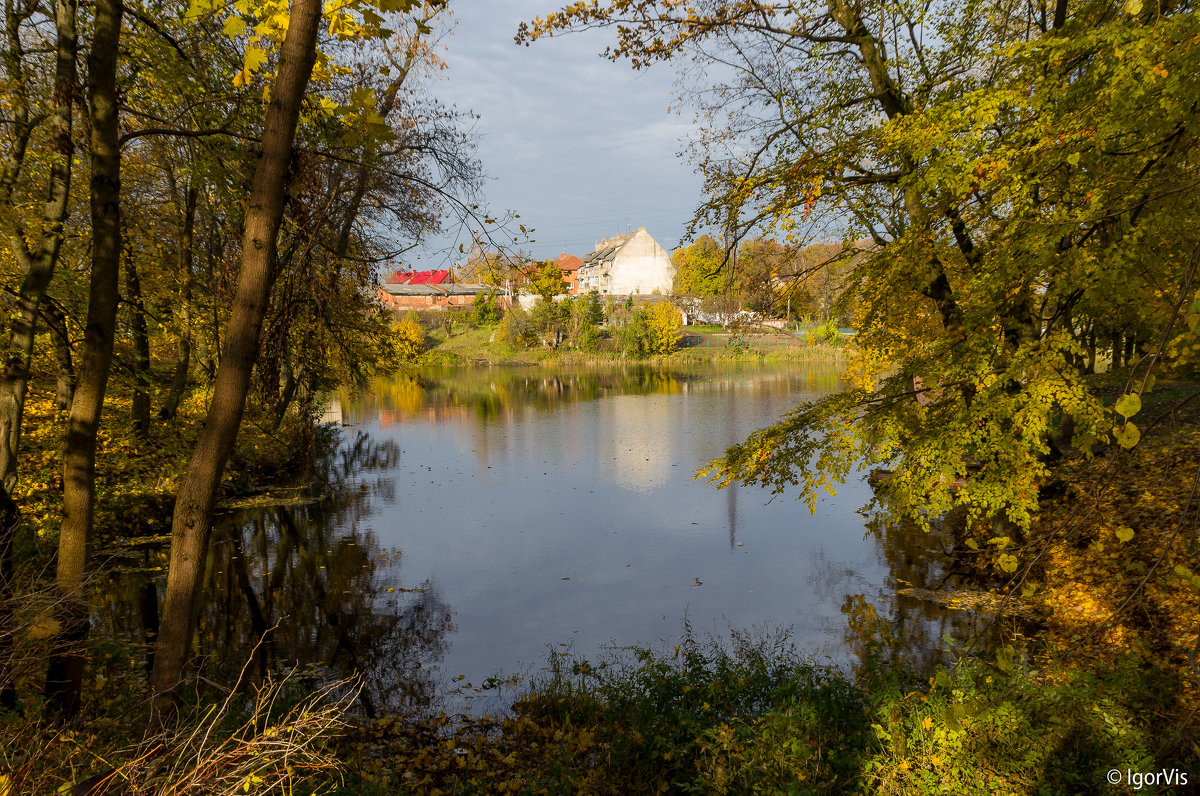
[0,482,20,708]
[0,0,78,491]
[1085,326,1096,374]
[149,0,322,721]
[44,0,122,717]
[1111,332,1123,370]
[127,262,152,439]
[160,186,197,421]
[41,300,76,410]
[271,350,299,431]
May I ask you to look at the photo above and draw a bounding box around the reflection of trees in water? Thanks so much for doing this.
[92,431,454,718]
[843,513,1020,677]
[361,362,842,427]
[198,505,453,718]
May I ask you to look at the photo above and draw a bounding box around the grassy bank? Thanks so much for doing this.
[334,627,1186,795]
[419,322,846,367]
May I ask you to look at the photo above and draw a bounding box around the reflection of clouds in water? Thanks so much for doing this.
[804,546,877,604]
[327,362,964,697]
[598,395,681,494]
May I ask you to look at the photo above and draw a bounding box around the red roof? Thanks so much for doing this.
[384,269,451,285]
[557,254,583,271]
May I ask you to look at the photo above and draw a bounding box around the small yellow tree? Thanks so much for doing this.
[646,302,682,354]
[390,312,426,362]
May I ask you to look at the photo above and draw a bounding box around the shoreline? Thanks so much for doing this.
[419,324,848,367]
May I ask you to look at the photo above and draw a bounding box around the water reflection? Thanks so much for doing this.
[91,362,1000,718]
[338,362,963,699]
[91,433,455,718]
[361,363,841,428]
[843,511,1027,678]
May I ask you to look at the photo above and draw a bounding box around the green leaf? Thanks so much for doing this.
[997,553,1018,573]
[1114,392,1141,419]
[995,644,1015,674]
[942,703,966,731]
[1113,421,1140,449]
[1115,526,1134,543]
[1066,152,1080,166]
[1124,0,1142,13]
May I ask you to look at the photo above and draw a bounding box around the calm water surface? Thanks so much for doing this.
[97,361,971,716]
[326,362,953,704]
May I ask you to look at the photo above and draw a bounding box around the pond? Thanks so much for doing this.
[96,361,983,716]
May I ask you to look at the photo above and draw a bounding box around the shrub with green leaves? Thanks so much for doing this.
[813,320,841,344]
[469,291,501,325]
[863,654,1171,796]
[519,627,869,794]
[498,305,537,348]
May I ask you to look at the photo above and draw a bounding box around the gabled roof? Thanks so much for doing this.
[384,269,451,285]
[557,253,583,271]
[580,231,642,269]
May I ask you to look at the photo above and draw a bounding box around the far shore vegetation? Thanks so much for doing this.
[388,297,850,368]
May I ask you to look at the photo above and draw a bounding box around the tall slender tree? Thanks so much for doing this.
[44,0,123,715]
[0,0,78,490]
[149,0,326,719]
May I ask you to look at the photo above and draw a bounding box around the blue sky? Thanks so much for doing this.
[410,0,705,266]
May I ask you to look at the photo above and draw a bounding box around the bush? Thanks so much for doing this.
[647,302,682,354]
[389,312,426,362]
[620,303,681,356]
[813,320,841,344]
[529,298,568,348]
[862,653,1173,796]
[469,291,501,325]
[619,308,653,357]
[330,624,1196,795]
[559,295,604,351]
[498,305,537,348]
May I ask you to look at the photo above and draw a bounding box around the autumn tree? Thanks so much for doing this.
[530,259,567,300]
[45,0,123,716]
[646,302,682,354]
[0,0,78,709]
[150,0,462,720]
[0,0,77,493]
[671,235,725,297]
[732,237,787,315]
[522,0,1200,534]
[391,312,428,362]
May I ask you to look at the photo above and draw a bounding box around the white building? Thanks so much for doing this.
[576,227,674,296]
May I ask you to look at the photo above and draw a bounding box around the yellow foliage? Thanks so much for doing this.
[390,312,426,362]
[646,302,682,354]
